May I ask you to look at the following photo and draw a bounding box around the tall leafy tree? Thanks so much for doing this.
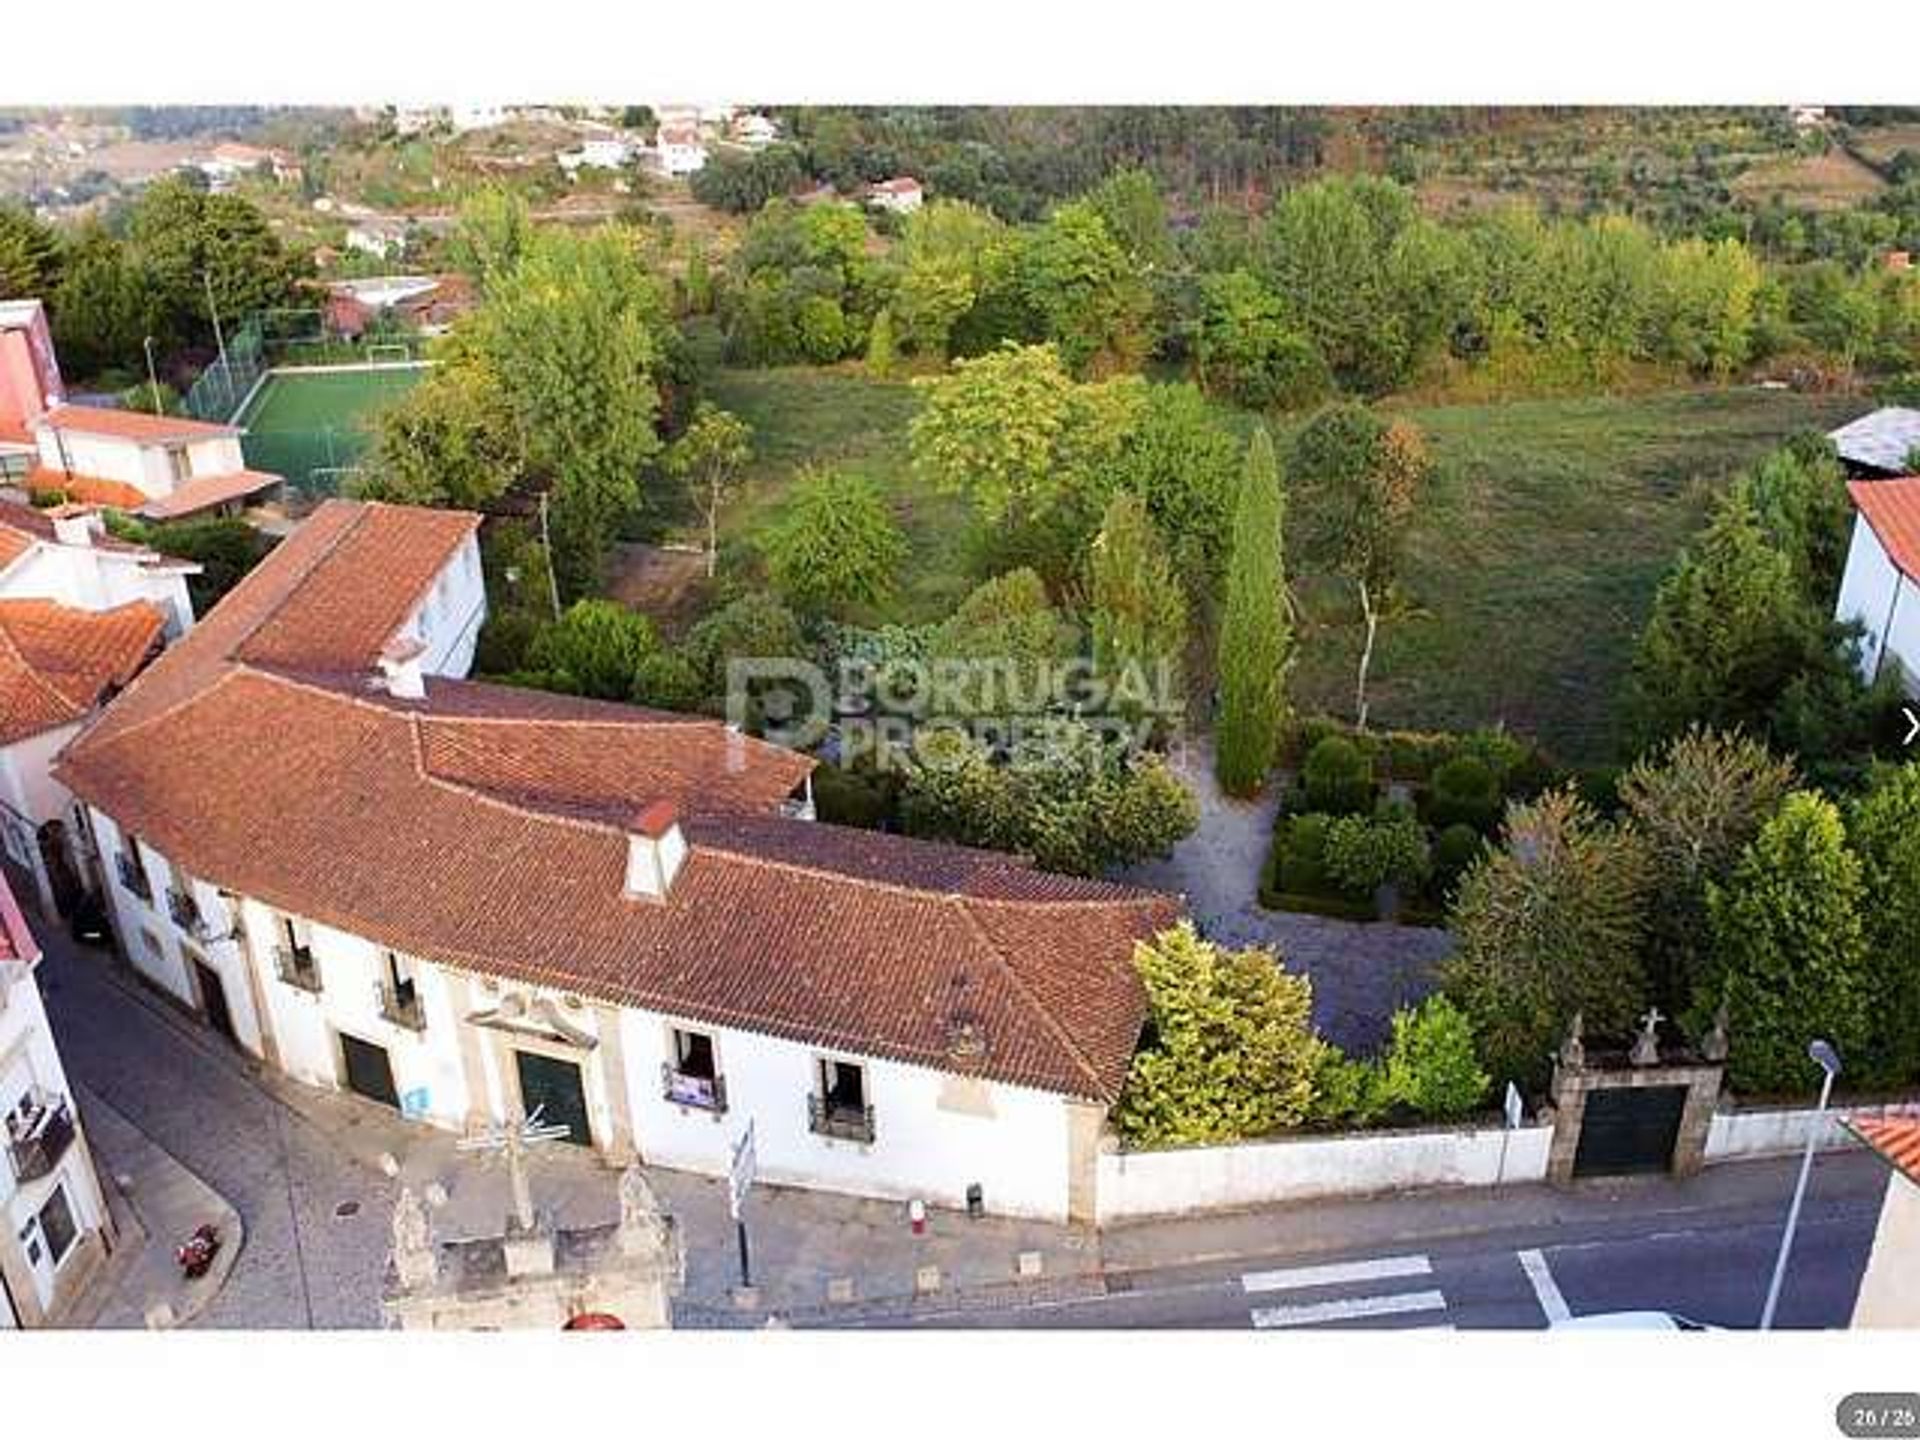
[1293,404,1430,729]
[356,363,523,510]
[49,226,157,379]
[125,179,300,344]
[1195,269,1332,412]
[1214,426,1290,796]
[762,467,906,617]
[0,205,61,299]
[1616,728,1796,1014]
[665,403,753,578]
[445,187,532,292]
[1706,792,1870,1093]
[1112,922,1325,1146]
[891,198,1005,359]
[1018,201,1155,377]
[1844,763,1920,1086]
[1444,788,1652,1087]
[1088,492,1188,732]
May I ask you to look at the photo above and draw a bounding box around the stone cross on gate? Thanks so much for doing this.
[1630,1007,1665,1067]
[457,1108,571,1231]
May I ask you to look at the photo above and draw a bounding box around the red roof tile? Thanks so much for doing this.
[135,470,283,521]
[25,466,150,510]
[1849,1115,1920,1186]
[1848,477,1920,581]
[40,406,239,444]
[0,598,166,745]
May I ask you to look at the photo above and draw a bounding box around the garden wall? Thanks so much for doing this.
[1703,1098,1920,1163]
[1095,1121,1553,1224]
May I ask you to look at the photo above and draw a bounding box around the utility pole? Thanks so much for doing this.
[1759,1039,1841,1330]
[537,491,563,621]
[142,336,164,416]
[202,271,232,410]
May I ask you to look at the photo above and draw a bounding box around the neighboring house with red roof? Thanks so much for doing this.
[1835,476,1920,695]
[1844,1114,1920,1328]
[0,872,115,1328]
[866,177,925,214]
[56,499,1182,1222]
[0,500,191,915]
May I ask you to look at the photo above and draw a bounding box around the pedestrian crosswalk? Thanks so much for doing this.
[1241,1253,1453,1331]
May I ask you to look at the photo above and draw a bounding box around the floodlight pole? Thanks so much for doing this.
[203,271,232,408]
[1758,1039,1840,1330]
[538,492,563,621]
[142,336,164,416]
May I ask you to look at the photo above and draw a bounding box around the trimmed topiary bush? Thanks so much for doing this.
[1303,735,1374,816]
[1428,755,1501,832]
[1431,822,1488,899]
[1324,811,1432,897]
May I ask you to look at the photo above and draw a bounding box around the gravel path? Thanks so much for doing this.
[1118,739,1452,1054]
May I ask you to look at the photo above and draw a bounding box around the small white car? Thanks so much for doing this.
[1550,1311,1717,1331]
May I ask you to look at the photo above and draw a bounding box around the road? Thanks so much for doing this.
[838,1160,1884,1330]
[33,922,1886,1331]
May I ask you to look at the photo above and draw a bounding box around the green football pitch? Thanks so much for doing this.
[236,366,424,495]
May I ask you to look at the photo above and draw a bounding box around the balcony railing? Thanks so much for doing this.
[377,981,426,1032]
[662,1063,728,1113]
[115,851,151,902]
[808,1094,876,1144]
[167,887,203,936]
[274,945,322,995]
[6,1091,76,1185]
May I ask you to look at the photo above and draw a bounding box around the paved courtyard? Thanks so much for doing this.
[1118,739,1452,1053]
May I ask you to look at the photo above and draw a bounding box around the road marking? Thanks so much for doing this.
[1241,1254,1433,1294]
[1517,1248,1572,1324]
[1250,1288,1448,1329]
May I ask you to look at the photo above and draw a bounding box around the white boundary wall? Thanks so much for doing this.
[1096,1121,1553,1224]
[1704,1099,1920,1163]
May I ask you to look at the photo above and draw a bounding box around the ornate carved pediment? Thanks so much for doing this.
[465,989,599,1050]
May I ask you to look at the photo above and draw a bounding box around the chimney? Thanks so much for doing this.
[625,801,686,900]
[376,636,428,701]
[48,504,99,548]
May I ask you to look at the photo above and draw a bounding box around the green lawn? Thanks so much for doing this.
[701,363,1860,762]
[237,366,424,493]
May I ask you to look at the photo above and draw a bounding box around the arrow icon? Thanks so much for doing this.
[1905,707,1919,746]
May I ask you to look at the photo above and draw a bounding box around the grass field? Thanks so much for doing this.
[700,363,1861,762]
[237,366,424,494]
[1730,149,1887,210]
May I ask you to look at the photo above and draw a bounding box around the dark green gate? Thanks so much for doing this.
[515,1051,591,1146]
[1573,1084,1688,1177]
[341,1033,398,1109]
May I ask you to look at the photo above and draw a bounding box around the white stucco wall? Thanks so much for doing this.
[1704,1100,1920,1163]
[622,1010,1076,1221]
[1852,1175,1920,1328]
[0,726,79,829]
[0,532,195,637]
[398,532,486,680]
[1,957,108,1318]
[1095,1122,1554,1223]
[1835,515,1920,694]
[34,429,245,502]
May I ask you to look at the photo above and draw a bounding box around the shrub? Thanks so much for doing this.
[1277,812,1336,895]
[812,765,896,830]
[1373,996,1490,1121]
[1303,735,1374,815]
[1428,755,1501,832]
[1324,811,1431,896]
[1430,823,1487,899]
[474,610,545,676]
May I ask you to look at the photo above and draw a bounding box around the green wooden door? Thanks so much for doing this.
[515,1051,591,1146]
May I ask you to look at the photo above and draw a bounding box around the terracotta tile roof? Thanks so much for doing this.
[39,405,239,444]
[0,598,166,745]
[0,872,37,966]
[1848,1115,1920,1187]
[25,466,150,510]
[135,470,284,521]
[1849,477,1920,581]
[56,496,1184,1098]
[0,498,179,571]
[59,669,1175,1099]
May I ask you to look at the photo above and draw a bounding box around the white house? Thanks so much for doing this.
[26,404,282,521]
[345,219,411,263]
[866,177,925,215]
[1834,475,1920,694]
[0,875,114,1329]
[58,500,1181,1224]
[559,137,635,174]
[1846,1116,1920,1327]
[730,113,779,150]
[0,501,190,914]
[655,125,707,177]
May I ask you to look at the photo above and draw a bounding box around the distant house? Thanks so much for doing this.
[1789,104,1828,130]
[1830,407,1920,479]
[866,176,925,215]
[655,124,707,177]
[1845,1116,1920,1328]
[1887,251,1913,274]
[345,218,410,261]
[731,113,779,149]
[559,137,636,173]
[191,142,300,191]
[1834,475,1920,694]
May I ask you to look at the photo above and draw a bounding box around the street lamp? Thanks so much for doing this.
[1758,1038,1841,1330]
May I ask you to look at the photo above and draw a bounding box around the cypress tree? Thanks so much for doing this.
[1215,425,1290,796]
